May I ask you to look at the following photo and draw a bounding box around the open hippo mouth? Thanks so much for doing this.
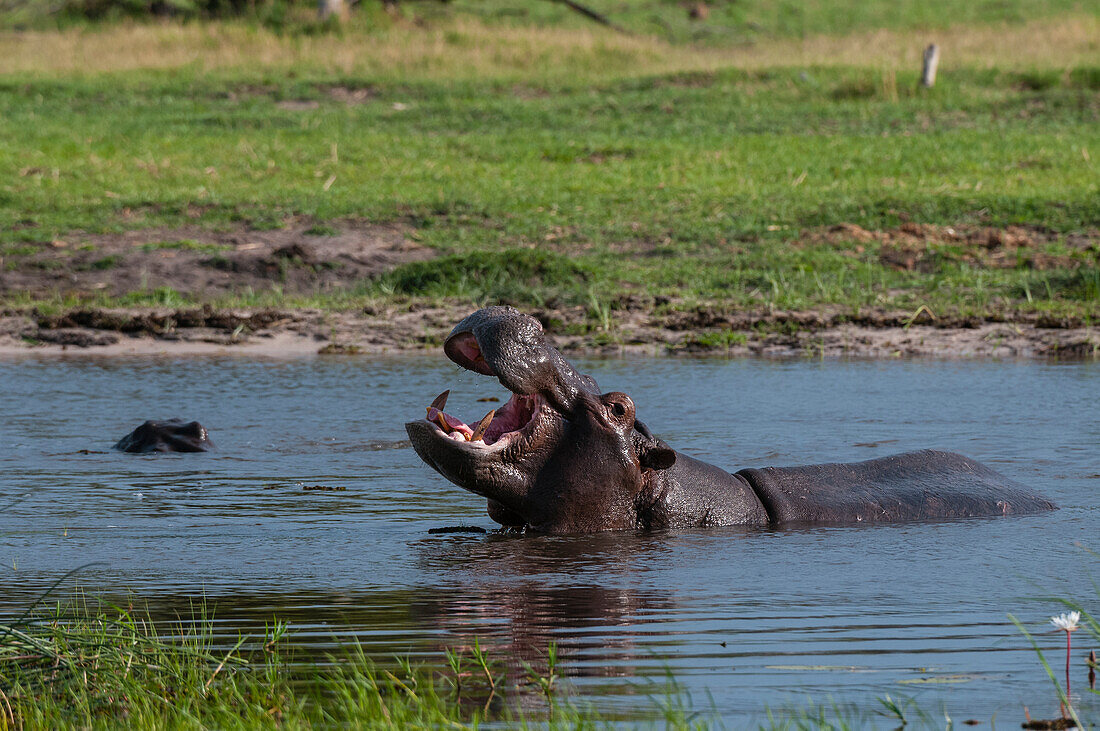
[423,388,546,448]
[417,324,560,453]
[405,306,598,506]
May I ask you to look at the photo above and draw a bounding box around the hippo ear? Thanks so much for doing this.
[640,440,676,471]
[634,420,676,471]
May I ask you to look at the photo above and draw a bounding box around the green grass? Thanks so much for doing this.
[2,590,1097,729]
[379,250,592,303]
[0,601,572,729]
[5,0,1094,41]
[139,239,231,253]
[0,600,718,729]
[0,5,1098,325]
[3,67,1097,316]
[435,0,1095,43]
[673,330,750,352]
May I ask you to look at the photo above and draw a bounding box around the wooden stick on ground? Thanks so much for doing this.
[551,0,628,32]
[921,43,940,87]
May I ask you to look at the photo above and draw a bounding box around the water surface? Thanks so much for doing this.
[1,355,1097,722]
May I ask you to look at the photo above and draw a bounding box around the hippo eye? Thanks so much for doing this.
[600,392,634,421]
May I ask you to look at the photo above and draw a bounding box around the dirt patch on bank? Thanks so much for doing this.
[0,219,431,299]
[2,220,1098,359]
[216,83,378,106]
[1,301,1096,360]
[805,223,1100,272]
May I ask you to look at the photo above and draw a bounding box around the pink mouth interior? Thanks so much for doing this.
[426,393,540,445]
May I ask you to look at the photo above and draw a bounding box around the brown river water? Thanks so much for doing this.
[1,354,1097,723]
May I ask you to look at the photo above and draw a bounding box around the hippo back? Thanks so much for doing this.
[737,449,1055,525]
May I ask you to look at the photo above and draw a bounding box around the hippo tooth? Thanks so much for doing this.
[429,390,450,413]
[470,410,496,441]
[434,412,452,433]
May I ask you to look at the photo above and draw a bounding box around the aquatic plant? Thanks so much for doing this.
[1050,611,1081,697]
[1010,581,1100,730]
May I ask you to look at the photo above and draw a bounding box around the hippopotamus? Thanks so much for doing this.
[113,419,214,453]
[405,306,1055,534]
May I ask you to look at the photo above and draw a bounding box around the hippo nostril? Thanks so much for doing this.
[443,331,496,376]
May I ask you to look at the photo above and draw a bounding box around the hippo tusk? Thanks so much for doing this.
[434,411,453,434]
[427,390,450,417]
[470,410,496,441]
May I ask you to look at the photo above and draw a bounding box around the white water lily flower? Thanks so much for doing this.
[1050,611,1080,632]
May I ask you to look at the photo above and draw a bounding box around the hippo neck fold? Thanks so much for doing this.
[636,451,768,529]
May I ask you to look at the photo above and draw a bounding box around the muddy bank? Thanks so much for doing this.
[0,219,429,298]
[806,222,1099,272]
[2,219,1097,359]
[5,219,1098,305]
[1,303,1096,359]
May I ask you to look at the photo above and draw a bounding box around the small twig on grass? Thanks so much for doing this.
[920,44,940,88]
[383,670,420,702]
[204,635,248,692]
[548,0,628,33]
[0,685,15,731]
[903,305,935,330]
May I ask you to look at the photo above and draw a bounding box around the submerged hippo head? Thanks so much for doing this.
[405,306,675,533]
[113,419,214,453]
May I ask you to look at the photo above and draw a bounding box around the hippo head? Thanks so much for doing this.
[405,306,676,533]
[113,419,214,453]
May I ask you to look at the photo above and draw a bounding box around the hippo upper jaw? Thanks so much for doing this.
[442,306,598,413]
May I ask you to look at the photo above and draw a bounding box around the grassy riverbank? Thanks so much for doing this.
[0,601,738,729]
[2,597,1097,729]
[0,602,580,729]
[1,3,1098,354]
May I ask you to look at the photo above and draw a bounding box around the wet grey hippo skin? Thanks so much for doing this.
[405,306,1055,534]
[114,419,214,453]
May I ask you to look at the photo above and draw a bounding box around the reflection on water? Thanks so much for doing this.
[1,354,1098,721]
